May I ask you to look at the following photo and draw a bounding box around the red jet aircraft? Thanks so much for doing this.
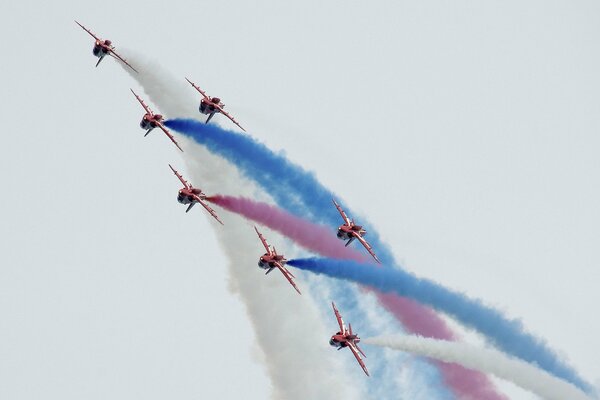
[333,199,380,263]
[185,77,246,131]
[131,89,183,152]
[75,21,137,73]
[169,164,223,225]
[329,301,369,376]
[254,226,301,294]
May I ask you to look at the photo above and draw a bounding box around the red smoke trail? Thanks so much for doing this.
[208,194,508,400]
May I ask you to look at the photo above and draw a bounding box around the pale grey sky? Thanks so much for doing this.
[1,1,599,399]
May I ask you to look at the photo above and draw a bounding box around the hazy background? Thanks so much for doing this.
[1,1,599,398]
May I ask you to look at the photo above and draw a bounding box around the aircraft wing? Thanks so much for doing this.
[168,164,191,189]
[348,342,370,376]
[108,50,138,73]
[212,103,246,132]
[354,233,381,264]
[157,122,184,152]
[130,89,153,114]
[332,199,351,225]
[75,20,100,41]
[185,77,210,99]
[254,226,271,254]
[331,302,346,333]
[193,194,224,225]
[274,261,301,295]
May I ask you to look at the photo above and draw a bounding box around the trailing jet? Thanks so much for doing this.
[333,199,380,263]
[185,77,246,131]
[169,164,223,225]
[254,227,300,294]
[329,301,369,376]
[75,21,137,72]
[131,89,183,152]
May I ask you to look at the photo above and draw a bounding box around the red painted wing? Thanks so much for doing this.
[108,50,138,73]
[274,261,301,295]
[185,77,209,99]
[254,226,272,254]
[157,122,184,152]
[211,103,246,132]
[348,342,370,376]
[354,233,381,264]
[168,164,191,190]
[332,302,346,334]
[332,199,351,226]
[75,20,100,41]
[193,194,224,225]
[131,89,153,114]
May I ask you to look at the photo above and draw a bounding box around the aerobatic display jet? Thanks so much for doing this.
[332,199,380,263]
[185,77,246,131]
[329,301,369,376]
[75,21,137,72]
[254,227,301,294]
[131,89,183,152]
[168,164,223,225]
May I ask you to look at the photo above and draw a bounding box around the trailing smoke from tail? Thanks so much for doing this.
[118,52,364,400]
[287,257,593,393]
[167,121,517,398]
[365,335,595,400]
[208,194,509,400]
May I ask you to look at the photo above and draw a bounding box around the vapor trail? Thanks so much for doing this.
[166,116,592,393]
[118,51,363,400]
[287,257,592,393]
[208,194,508,400]
[365,335,594,400]
[120,56,484,399]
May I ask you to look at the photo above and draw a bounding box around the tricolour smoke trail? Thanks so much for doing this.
[167,119,593,393]
[117,54,494,399]
[163,118,395,266]
[208,194,508,400]
[287,257,594,394]
[364,335,594,400]
[118,51,364,400]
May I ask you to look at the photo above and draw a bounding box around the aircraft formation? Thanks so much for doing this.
[76,21,377,376]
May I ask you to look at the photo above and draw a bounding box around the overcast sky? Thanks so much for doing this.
[1,1,599,399]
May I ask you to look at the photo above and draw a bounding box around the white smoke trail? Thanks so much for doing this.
[365,335,594,400]
[119,51,363,400]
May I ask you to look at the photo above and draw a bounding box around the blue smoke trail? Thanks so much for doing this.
[288,257,593,393]
[166,118,592,393]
